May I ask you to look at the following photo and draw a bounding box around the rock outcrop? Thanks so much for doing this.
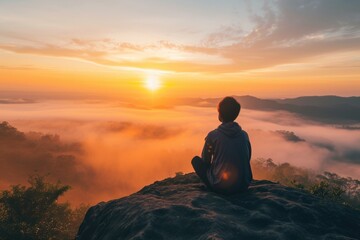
[77,173,360,240]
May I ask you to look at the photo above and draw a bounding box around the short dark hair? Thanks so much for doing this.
[217,97,241,122]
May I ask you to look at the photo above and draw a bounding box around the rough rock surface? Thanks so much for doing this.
[77,173,360,240]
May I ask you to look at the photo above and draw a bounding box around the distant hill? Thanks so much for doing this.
[177,95,360,124]
[274,96,360,107]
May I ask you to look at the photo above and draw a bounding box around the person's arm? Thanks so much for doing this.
[201,138,213,165]
[248,140,252,161]
[244,131,252,161]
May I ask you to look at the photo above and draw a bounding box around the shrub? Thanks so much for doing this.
[0,175,88,240]
[252,158,360,209]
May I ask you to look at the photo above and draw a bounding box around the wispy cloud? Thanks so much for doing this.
[0,98,36,104]
[0,121,96,193]
[1,0,359,73]
[1,98,360,204]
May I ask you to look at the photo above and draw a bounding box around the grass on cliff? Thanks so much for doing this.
[252,158,360,209]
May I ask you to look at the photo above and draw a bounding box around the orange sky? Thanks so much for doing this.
[1,0,360,99]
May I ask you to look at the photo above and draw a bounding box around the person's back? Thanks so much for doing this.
[191,96,252,194]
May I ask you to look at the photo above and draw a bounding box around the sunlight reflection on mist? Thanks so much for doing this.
[1,100,359,204]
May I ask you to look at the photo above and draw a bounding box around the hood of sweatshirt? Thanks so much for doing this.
[217,122,242,138]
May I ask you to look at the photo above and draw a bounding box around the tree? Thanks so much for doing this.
[0,175,88,240]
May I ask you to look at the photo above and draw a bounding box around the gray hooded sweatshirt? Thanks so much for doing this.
[202,122,252,190]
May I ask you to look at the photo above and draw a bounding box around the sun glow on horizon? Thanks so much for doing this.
[145,75,161,91]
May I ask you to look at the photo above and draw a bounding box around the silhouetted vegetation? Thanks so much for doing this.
[0,175,88,240]
[252,158,360,209]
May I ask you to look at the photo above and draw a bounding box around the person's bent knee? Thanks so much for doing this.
[191,156,202,167]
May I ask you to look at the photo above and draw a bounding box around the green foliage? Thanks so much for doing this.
[309,181,345,201]
[0,175,88,240]
[252,158,360,209]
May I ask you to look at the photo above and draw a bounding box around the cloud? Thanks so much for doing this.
[265,0,360,43]
[275,130,305,142]
[215,0,360,69]
[237,0,360,47]
[1,99,359,205]
[338,125,360,131]
[248,127,360,180]
[343,150,360,163]
[0,42,223,73]
[102,121,183,140]
[0,65,39,71]
[1,1,359,73]
[0,120,194,204]
[0,121,98,204]
[0,98,36,104]
[330,148,360,165]
[312,142,336,152]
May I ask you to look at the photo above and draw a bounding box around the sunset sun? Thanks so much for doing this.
[145,75,161,91]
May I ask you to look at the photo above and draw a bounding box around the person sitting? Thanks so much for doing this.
[191,96,252,194]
